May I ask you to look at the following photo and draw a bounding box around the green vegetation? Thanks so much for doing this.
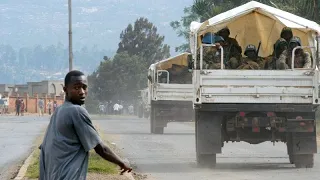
[87,17,170,106]
[25,126,119,179]
[171,0,320,52]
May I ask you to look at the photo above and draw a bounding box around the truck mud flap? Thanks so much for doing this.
[196,111,222,154]
[291,132,317,154]
[286,119,315,133]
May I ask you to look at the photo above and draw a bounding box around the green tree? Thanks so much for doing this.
[117,17,170,64]
[88,52,147,103]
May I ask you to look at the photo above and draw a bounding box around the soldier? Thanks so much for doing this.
[238,44,264,70]
[216,27,242,69]
[277,36,312,69]
[265,38,288,70]
[198,33,225,69]
[280,27,293,43]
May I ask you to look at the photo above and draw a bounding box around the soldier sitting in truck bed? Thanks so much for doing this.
[216,27,242,69]
[265,38,288,70]
[198,33,225,69]
[238,44,264,70]
[277,36,312,69]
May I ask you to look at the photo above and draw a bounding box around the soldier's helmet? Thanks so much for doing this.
[202,33,224,44]
[281,27,293,39]
[217,27,230,37]
[274,38,288,50]
[289,36,302,46]
[244,44,256,56]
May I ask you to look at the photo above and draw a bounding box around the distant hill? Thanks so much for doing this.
[0,0,193,54]
[0,0,194,84]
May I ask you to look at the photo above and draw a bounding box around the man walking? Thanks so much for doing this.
[39,70,131,180]
[15,97,21,116]
[38,98,44,116]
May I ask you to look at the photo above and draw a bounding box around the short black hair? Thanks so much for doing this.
[64,70,85,86]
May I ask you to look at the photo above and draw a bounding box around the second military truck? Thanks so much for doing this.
[148,53,194,134]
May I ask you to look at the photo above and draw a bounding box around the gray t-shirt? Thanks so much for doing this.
[39,101,102,180]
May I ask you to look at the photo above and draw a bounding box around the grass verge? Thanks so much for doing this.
[24,126,119,179]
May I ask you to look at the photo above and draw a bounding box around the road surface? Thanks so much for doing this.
[0,115,49,179]
[95,116,320,180]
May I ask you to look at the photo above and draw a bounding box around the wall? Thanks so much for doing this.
[7,93,64,113]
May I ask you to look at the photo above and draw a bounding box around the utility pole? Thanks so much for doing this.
[68,0,73,71]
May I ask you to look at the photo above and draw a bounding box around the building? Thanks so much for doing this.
[0,80,64,97]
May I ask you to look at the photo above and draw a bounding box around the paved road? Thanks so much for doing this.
[96,116,320,180]
[0,115,49,179]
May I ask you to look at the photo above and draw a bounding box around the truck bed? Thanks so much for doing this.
[194,69,319,104]
[153,83,193,101]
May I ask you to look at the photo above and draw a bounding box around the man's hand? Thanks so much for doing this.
[119,163,132,175]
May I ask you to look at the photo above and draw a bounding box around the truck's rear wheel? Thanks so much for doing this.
[144,110,150,118]
[154,127,164,134]
[294,154,314,168]
[195,110,221,168]
[286,133,294,164]
[196,154,216,168]
[150,105,164,134]
[138,105,143,118]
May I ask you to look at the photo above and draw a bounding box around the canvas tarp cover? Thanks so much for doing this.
[154,52,191,70]
[190,1,320,57]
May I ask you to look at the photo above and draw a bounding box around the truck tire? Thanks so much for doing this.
[197,154,216,168]
[195,110,222,168]
[138,105,143,118]
[294,154,314,168]
[144,110,150,118]
[286,133,294,164]
[150,105,164,134]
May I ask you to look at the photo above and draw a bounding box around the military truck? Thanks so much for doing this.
[190,1,320,168]
[137,88,150,118]
[148,52,194,134]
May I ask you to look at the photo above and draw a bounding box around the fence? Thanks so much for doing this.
[3,92,64,114]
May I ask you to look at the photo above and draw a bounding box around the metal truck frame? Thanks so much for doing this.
[148,53,194,134]
[190,1,320,168]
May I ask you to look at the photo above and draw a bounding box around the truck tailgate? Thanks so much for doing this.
[195,70,319,104]
[154,83,193,101]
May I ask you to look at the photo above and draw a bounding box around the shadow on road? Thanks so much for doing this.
[134,161,296,173]
[103,131,194,136]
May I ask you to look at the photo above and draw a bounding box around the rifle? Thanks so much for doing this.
[256,41,261,58]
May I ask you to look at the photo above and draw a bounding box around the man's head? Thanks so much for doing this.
[244,44,257,59]
[281,27,293,42]
[217,27,230,40]
[274,38,288,58]
[63,70,88,105]
[289,36,302,53]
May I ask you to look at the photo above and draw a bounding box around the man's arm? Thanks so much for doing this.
[73,106,132,174]
[94,143,132,174]
[303,52,312,68]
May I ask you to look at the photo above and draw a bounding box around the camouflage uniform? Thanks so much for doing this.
[217,27,242,69]
[266,38,288,70]
[238,44,264,70]
[198,35,225,69]
[277,36,312,69]
[237,57,260,70]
